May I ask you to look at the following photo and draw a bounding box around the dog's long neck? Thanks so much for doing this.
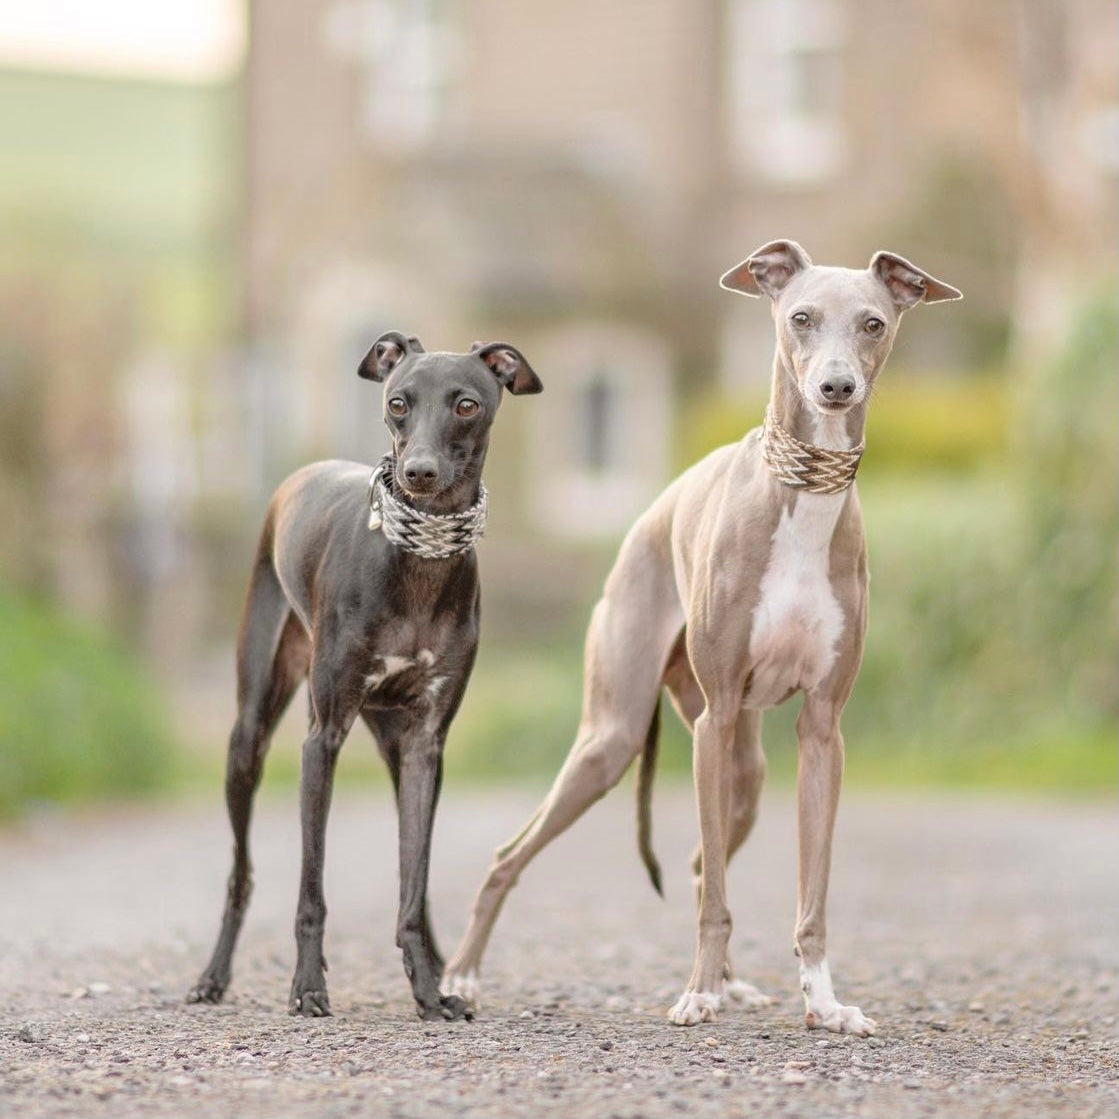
[769,352,868,453]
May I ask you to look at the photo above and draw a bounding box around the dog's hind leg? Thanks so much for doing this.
[443,534,683,1008]
[664,648,771,1009]
[188,554,309,1004]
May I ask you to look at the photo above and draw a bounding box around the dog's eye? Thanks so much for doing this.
[387,397,408,417]
[791,312,811,328]
[865,317,885,335]
[455,398,480,418]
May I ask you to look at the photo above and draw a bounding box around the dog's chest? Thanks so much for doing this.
[743,493,845,709]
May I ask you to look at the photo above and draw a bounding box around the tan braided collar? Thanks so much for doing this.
[761,408,864,495]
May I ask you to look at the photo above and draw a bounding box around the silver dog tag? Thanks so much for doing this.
[368,503,383,531]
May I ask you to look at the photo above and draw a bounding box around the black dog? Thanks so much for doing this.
[187,332,542,1020]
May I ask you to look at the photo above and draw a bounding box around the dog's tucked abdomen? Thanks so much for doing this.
[743,492,845,709]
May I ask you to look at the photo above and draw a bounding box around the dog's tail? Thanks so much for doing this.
[636,694,663,897]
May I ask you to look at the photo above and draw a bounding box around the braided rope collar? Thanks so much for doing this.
[367,455,487,559]
[761,408,865,495]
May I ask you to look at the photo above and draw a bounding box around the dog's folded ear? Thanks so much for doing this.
[870,252,962,309]
[470,341,543,395]
[358,331,425,381]
[721,239,812,299]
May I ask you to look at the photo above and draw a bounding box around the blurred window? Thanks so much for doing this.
[581,371,617,473]
[725,0,847,183]
[1081,105,1119,171]
[324,0,460,150]
[528,324,671,539]
[121,352,197,579]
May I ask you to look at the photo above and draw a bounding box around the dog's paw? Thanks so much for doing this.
[185,975,227,1005]
[442,968,481,1010]
[667,990,721,1026]
[800,960,875,1036]
[420,994,474,1022]
[289,989,332,1017]
[723,979,774,1009]
[805,1003,876,1036]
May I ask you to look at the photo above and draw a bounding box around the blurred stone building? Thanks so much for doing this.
[238,0,1118,547]
[2,0,1116,667]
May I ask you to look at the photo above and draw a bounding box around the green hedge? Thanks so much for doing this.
[0,592,177,815]
[677,373,1009,478]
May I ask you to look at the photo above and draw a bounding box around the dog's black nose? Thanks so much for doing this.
[403,458,439,485]
[820,374,856,400]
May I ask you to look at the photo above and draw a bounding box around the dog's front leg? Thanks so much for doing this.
[794,695,875,1036]
[365,713,445,973]
[396,732,472,1022]
[289,650,364,1017]
[668,705,737,1026]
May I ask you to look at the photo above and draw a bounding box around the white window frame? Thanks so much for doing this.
[528,323,671,539]
[324,0,460,151]
[725,0,847,183]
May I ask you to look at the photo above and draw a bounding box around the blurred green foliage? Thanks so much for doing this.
[446,643,588,780]
[0,68,240,348]
[677,374,1010,478]
[0,592,177,816]
[0,68,237,259]
[842,290,1117,786]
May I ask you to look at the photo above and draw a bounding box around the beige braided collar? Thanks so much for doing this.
[761,408,864,495]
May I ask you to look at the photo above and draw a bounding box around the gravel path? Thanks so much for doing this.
[1,782,1116,1118]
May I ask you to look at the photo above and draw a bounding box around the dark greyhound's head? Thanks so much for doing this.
[720,240,961,417]
[358,332,542,509]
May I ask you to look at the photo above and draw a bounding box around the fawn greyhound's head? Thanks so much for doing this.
[358,332,542,510]
[720,241,961,439]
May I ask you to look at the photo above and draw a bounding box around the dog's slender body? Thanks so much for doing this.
[187,332,541,1020]
[443,242,960,1033]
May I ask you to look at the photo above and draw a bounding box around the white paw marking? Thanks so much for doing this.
[667,990,721,1026]
[442,969,480,1008]
[805,1003,877,1036]
[800,959,876,1036]
[723,978,774,1009]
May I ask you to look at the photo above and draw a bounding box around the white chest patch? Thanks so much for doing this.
[365,648,436,691]
[745,429,848,709]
